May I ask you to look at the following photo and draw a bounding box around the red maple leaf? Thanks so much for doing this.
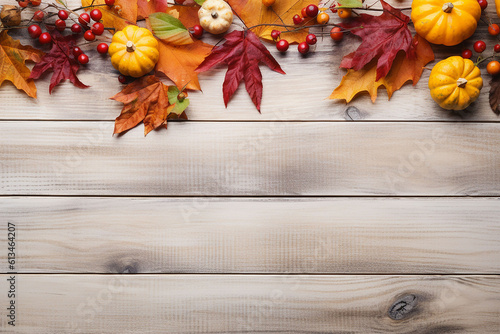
[339,0,414,81]
[29,31,89,93]
[196,30,285,112]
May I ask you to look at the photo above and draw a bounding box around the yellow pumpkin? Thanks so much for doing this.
[428,56,483,110]
[411,0,481,46]
[198,0,233,35]
[108,25,159,78]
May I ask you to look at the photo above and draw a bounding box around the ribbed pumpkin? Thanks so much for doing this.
[108,25,159,78]
[411,0,481,46]
[428,56,483,110]
[198,0,233,35]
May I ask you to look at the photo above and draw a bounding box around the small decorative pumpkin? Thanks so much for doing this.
[428,56,483,110]
[108,25,159,78]
[411,0,481,46]
[198,0,233,35]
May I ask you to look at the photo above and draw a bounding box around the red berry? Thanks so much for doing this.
[330,27,343,41]
[58,10,69,20]
[301,7,308,18]
[305,33,317,45]
[92,22,104,35]
[118,75,127,84]
[30,0,41,6]
[28,24,42,39]
[191,24,203,38]
[72,46,83,57]
[105,0,115,5]
[90,9,102,21]
[293,14,303,25]
[474,40,486,53]
[271,29,281,40]
[461,49,472,59]
[489,24,500,36]
[478,0,488,10]
[38,32,52,44]
[79,13,91,26]
[19,1,28,8]
[84,30,95,41]
[71,23,82,34]
[495,44,500,53]
[97,42,108,54]
[33,10,44,22]
[276,39,289,52]
[298,41,309,54]
[55,19,66,31]
[78,53,89,65]
[306,4,319,17]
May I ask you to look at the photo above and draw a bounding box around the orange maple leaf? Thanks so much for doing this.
[111,75,188,135]
[81,0,137,30]
[330,35,434,102]
[0,31,44,98]
[226,0,319,43]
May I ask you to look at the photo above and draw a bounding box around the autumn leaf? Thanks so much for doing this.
[339,0,414,81]
[111,75,188,135]
[196,30,285,111]
[81,0,136,30]
[156,39,212,91]
[226,0,319,43]
[149,12,193,45]
[330,35,434,102]
[0,31,44,98]
[29,31,89,93]
[489,76,500,115]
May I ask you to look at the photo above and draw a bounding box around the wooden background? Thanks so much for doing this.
[1,0,500,332]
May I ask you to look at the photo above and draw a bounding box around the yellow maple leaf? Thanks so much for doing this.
[0,31,44,98]
[330,35,435,102]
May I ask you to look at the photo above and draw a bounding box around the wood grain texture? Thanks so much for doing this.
[1,121,499,196]
[1,274,499,333]
[2,197,499,274]
[0,1,498,122]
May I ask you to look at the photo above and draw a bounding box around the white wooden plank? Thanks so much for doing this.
[1,121,499,196]
[0,1,498,121]
[2,197,499,274]
[1,275,499,333]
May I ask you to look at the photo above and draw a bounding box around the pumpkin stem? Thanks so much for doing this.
[211,11,218,19]
[442,2,454,13]
[457,78,468,88]
[126,41,136,53]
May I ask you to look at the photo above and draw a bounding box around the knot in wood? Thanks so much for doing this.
[388,294,417,320]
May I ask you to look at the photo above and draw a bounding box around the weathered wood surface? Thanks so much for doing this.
[2,197,499,274]
[1,121,499,196]
[1,275,499,333]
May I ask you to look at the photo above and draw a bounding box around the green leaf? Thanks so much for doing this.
[167,86,190,115]
[149,12,193,45]
[56,0,67,6]
[194,0,205,5]
[337,0,362,8]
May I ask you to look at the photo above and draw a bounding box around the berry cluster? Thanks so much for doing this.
[26,6,111,65]
[462,40,500,76]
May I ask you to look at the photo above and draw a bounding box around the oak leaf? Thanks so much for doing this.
[196,30,285,111]
[81,0,137,30]
[330,35,434,102]
[111,75,188,135]
[226,0,319,43]
[0,31,44,98]
[29,31,89,93]
[339,0,414,81]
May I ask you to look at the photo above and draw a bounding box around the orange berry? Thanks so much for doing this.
[489,23,500,36]
[301,7,308,17]
[316,12,330,24]
[262,0,275,6]
[330,26,343,41]
[337,8,352,18]
[487,60,500,75]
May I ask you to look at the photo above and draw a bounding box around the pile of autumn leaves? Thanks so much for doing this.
[0,0,435,135]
